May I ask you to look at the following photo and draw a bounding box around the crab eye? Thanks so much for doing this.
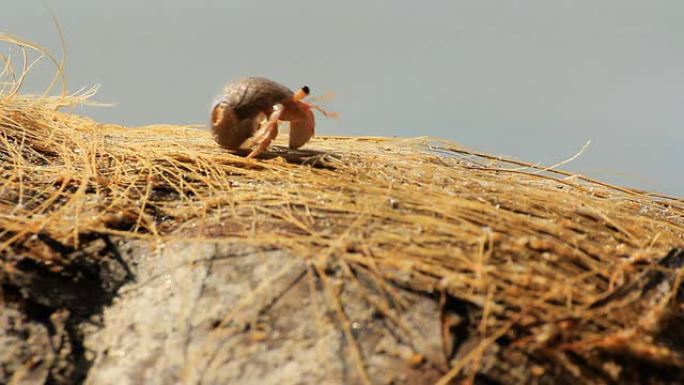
[301,86,310,95]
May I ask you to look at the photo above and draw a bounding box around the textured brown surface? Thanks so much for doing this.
[2,35,684,385]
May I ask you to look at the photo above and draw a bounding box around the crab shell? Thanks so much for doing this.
[210,77,315,151]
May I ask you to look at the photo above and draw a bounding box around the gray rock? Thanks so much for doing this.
[83,241,444,385]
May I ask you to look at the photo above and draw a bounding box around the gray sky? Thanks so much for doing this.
[5,0,683,196]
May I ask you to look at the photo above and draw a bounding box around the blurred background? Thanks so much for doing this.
[4,0,683,196]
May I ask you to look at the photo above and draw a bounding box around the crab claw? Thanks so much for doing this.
[288,108,315,149]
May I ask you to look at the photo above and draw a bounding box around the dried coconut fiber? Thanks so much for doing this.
[1,34,684,385]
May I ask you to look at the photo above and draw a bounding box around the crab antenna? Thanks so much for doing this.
[312,104,339,119]
[308,91,336,103]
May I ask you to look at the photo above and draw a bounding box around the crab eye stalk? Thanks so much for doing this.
[294,86,310,101]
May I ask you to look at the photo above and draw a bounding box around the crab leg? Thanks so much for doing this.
[246,104,284,159]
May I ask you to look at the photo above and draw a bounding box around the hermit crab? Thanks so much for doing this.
[210,77,334,158]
